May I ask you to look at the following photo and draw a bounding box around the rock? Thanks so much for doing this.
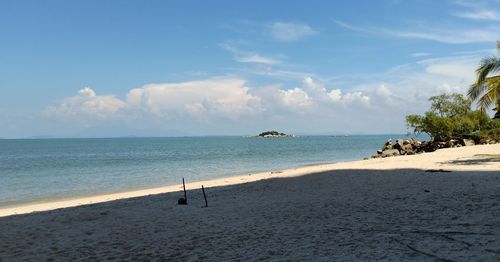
[411,139,422,146]
[420,141,439,152]
[381,149,400,157]
[462,138,475,146]
[449,139,459,147]
[382,139,393,150]
[393,139,404,149]
[393,139,414,155]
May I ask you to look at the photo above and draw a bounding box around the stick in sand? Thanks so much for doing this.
[178,178,187,205]
[201,185,208,208]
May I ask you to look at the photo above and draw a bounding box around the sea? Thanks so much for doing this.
[0,135,419,208]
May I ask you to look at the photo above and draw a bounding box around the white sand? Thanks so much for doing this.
[0,144,499,260]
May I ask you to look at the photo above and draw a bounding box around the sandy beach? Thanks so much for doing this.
[0,144,499,260]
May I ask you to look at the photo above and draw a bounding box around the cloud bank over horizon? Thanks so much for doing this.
[41,51,483,137]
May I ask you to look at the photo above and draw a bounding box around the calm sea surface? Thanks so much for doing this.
[0,135,412,207]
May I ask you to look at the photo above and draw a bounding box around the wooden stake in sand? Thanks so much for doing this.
[178,178,187,205]
[201,185,208,208]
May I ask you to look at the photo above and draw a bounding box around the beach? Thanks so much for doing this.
[0,144,499,260]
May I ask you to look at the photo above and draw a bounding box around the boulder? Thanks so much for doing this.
[381,149,400,157]
[392,139,402,150]
[420,141,439,152]
[393,139,414,155]
[401,146,415,155]
[462,139,475,146]
[382,139,393,150]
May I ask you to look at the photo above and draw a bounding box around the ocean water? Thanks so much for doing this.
[0,135,408,208]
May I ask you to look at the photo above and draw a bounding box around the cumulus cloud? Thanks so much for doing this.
[278,88,312,110]
[44,87,125,121]
[44,50,485,135]
[125,78,262,119]
[46,76,376,128]
[302,77,371,106]
[269,22,316,41]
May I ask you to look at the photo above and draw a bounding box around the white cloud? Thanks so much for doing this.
[45,79,263,125]
[419,56,477,79]
[220,42,281,65]
[245,65,313,80]
[302,77,371,106]
[43,51,488,135]
[235,54,281,65]
[333,19,500,44]
[453,0,500,21]
[278,88,313,111]
[375,85,393,98]
[46,76,376,130]
[352,53,484,115]
[269,22,316,41]
[337,90,371,106]
[44,87,125,121]
[125,78,262,119]
[454,10,500,20]
[411,52,431,57]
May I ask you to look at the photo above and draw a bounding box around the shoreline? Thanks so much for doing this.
[1,144,499,217]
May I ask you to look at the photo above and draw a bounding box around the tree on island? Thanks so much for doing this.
[468,41,500,119]
[258,131,287,137]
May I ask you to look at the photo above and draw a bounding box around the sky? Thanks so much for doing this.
[1,0,499,138]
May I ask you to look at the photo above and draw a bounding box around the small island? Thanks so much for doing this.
[258,131,294,138]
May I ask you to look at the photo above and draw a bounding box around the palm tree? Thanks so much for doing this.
[468,41,500,119]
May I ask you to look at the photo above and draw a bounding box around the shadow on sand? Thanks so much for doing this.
[443,154,500,165]
[1,168,500,261]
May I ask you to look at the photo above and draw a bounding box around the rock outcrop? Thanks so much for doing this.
[372,136,498,158]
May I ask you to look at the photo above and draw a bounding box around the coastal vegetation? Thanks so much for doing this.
[405,93,499,142]
[373,95,499,157]
[257,131,291,137]
[468,41,500,119]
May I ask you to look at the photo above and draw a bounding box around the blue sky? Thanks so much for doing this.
[1,0,499,138]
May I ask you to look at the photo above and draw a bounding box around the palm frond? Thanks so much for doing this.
[476,89,495,111]
[486,75,500,87]
[468,83,489,101]
[475,57,500,85]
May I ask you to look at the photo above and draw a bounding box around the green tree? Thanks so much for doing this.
[468,41,500,119]
[406,93,492,140]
